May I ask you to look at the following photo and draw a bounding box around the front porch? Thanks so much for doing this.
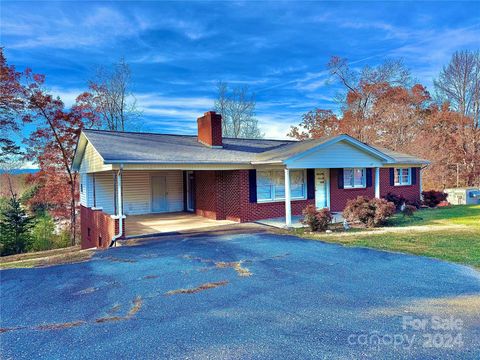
[125,212,236,238]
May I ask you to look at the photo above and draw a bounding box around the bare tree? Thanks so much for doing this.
[214,82,263,139]
[86,58,141,131]
[434,50,480,127]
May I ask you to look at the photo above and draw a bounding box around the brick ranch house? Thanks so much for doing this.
[72,111,429,249]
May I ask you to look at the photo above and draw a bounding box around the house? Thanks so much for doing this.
[72,111,429,249]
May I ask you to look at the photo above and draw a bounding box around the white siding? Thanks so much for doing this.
[79,142,112,174]
[80,173,87,206]
[94,172,115,215]
[286,140,384,169]
[122,170,184,215]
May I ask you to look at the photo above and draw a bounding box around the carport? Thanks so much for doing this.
[125,212,236,238]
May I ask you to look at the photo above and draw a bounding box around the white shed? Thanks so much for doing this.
[444,188,480,205]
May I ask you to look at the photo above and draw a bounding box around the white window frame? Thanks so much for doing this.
[256,169,307,203]
[343,168,366,189]
[395,168,411,186]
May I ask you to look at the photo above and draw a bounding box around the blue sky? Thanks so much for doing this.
[2,0,479,146]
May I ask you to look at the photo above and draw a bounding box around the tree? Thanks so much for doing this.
[414,104,480,188]
[434,50,480,127]
[78,58,141,131]
[289,54,480,190]
[0,48,25,164]
[288,109,339,140]
[0,194,33,256]
[326,56,412,142]
[21,70,87,245]
[214,82,263,139]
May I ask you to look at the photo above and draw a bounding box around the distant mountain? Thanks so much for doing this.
[0,168,39,175]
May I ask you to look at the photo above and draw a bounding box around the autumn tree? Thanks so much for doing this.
[326,57,412,143]
[434,50,480,127]
[78,58,141,131]
[0,48,24,164]
[214,82,263,139]
[290,54,479,190]
[288,109,339,140]
[1,50,98,245]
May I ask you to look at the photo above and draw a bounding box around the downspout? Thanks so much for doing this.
[110,165,123,247]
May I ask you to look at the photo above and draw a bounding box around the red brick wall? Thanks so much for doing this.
[194,167,422,223]
[195,171,220,220]
[329,168,375,212]
[194,170,313,223]
[380,167,421,203]
[80,206,125,249]
[197,111,222,147]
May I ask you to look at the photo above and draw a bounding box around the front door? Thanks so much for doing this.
[315,169,330,209]
[151,176,167,212]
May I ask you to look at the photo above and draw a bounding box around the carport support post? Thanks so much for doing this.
[374,167,380,198]
[284,167,292,228]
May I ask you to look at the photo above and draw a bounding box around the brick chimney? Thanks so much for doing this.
[197,111,223,148]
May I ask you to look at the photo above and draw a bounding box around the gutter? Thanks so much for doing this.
[110,165,123,247]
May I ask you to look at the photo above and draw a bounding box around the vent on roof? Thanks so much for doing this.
[197,111,222,148]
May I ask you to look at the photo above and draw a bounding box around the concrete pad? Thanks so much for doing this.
[125,212,236,237]
[256,213,344,229]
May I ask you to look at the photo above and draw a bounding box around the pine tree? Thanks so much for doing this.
[0,195,33,256]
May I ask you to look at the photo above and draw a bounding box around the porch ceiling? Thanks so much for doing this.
[125,212,236,238]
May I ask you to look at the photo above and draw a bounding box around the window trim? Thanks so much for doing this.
[394,167,412,186]
[256,169,307,203]
[343,168,366,189]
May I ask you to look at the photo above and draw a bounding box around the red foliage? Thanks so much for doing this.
[343,196,395,227]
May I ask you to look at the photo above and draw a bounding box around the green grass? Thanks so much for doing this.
[291,205,480,270]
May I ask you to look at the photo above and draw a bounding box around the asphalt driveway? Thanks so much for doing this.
[1,228,480,359]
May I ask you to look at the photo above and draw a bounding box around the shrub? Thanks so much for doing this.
[30,214,55,251]
[385,192,406,210]
[343,196,395,228]
[302,205,333,231]
[385,193,421,210]
[422,190,448,208]
[402,204,417,217]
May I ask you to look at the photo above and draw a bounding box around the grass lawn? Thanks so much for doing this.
[0,246,93,269]
[291,205,480,270]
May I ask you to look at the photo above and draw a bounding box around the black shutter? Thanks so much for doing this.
[306,169,315,199]
[337,168,344,189]
[411,167,417,185]
[248,169,257,203]
[389,168,395,186]
[366,168,372,187]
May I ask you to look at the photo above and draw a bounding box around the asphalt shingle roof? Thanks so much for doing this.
[81,129,429,165]
[82,129,293,164]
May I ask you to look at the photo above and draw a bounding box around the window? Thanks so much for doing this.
[257,170,306,202]
[395,168,411,186]
[343,168,366,188]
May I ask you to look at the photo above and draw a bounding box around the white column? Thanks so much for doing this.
[419,168,423,200]
[374,167,380,198]
[284,168,292,228]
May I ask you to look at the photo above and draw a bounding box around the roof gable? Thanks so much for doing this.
[284,137,392,169]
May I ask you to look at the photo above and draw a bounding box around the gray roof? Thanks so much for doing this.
[79,129,429,166]
[82,129,292,164]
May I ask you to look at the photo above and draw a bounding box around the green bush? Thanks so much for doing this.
[30,214,55,251]
[343,196,396,228]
